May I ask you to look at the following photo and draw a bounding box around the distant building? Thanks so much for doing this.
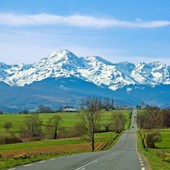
[114,105,130,110]
[62,108,77,112]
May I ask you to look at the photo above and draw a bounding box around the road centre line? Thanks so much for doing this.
[24,164,33,167]
[50,158,56,160]
[75,156,104,170]
[8,168,16,170]
[134,110,146,170]
[39,160,46,163]
[79,168,86,170]
[75,160,96,170]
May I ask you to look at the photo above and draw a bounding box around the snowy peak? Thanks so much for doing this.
[0,50,170,90]
[48,49,78,64]
[36,49,83,68]
[131,62,170,85]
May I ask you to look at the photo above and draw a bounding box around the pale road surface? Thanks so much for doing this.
[9,109,146,170]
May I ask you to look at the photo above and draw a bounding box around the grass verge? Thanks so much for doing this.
[137,130,170,170]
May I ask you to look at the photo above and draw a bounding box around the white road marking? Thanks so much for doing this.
[39,160,46,163]
[79,168,86,170]
[24,164,33,167]
[8,168,16,170]
[50,158,56,160]
[75,156,104,170]
[133,110,146,170]
[75,160,95,170]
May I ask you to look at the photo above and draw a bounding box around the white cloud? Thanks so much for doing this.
[0,13,170,28]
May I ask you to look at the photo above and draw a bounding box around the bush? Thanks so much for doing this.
[145,131,162,148]
[58,127,81,138]
[3,121,13,130]
[0,134,22,144]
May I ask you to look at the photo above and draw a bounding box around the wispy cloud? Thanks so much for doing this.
[0,13,170,28]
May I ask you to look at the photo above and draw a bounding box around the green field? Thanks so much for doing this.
[0,110,130,169]
[0,132,117,151]
[0,110,131,134]
[155,129,170,149]
[0,132,119,170]
[137,128,170,170]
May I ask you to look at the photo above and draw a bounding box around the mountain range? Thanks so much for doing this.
[0,49,170,112]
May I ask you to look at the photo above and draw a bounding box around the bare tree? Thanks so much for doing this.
[137,106,160,129]
[137,114,148,129]
[46,114,62,139]
[21,114,43,139]
[111,112,126,133]
[156,109,170,127]
[36,105,53,113]
[76,97,102,151]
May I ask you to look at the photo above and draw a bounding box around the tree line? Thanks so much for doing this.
[0,97,126,151]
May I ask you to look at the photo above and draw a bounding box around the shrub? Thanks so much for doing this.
[0,134,22,144]
[3,121,13,131]
[145,131,162,148]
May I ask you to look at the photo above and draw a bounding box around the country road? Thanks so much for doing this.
[9,109,146,170]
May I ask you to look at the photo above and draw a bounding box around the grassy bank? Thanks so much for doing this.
[137,129,170,170]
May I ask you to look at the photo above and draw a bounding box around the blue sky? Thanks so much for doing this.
[0,0,170,64]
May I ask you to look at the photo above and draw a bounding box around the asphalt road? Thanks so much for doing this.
[10,109,145,170]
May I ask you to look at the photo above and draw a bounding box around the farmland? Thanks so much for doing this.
[0,110,130,169]
[0,110,131,134]
[0,132,119,170]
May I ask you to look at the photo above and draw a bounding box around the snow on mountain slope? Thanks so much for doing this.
[0,49,170,90]
[79,56,135,90]
[131,62,170,85]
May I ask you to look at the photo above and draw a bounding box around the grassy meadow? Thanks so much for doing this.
[0,110,130,169]
[0,110,131,134]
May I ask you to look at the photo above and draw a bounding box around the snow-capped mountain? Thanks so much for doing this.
[0,49,170,90]
[1,49,170,112]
